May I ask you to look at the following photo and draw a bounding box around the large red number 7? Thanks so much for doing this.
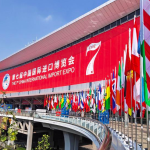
[86,41,101,76]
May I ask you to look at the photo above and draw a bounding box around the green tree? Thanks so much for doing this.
[35,134,50,150]
[0,91,19,150]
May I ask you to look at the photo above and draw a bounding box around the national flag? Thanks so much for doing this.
[63,94,67,110]
[122,47,127,88]
[75,94,78,112]
[112,70,117,114]
[131,16,140,75]
[125,29,133,116]
[121,58,125,112]
[91,88,96,113]
[66,93,70,110]
[71,93,73,110]
[89,88,92,107]
[126,71,133,116]
[51,96,54,110]
[61,94,64,109]
[83,91,86,110]
[141,0,150,106]
[98,84,102,111]
[94,87,98,112]
[125,29,132,74]
[102,81,106,112]
[124,76,128,114]
[116,62,121,111]
[110,74,113,111]
[56,95,59,110]
[54,94,57,109]
[78,92,81,109]
[141,42,150,109]
[105,80,110,110]
[44,95,47,108]
[59,95,61,109]
[122,46,128,114]
[131,17,141,116]
[86,90,90,112]
[80,91,84,110]
[47,96,50,110]
[68,94,71,110]
[72,94,75,111]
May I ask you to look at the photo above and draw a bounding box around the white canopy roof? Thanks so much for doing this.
[0,0,140,71]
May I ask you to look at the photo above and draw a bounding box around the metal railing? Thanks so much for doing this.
[108,113,150,150]
[0,110,112,150]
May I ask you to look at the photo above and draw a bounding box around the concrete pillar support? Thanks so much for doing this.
[63,132,79,150]
[92,142,97,150]
[26,121,33,150]
[49,130,54,147]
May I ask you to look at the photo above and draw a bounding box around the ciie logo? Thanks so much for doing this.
[2,74,10,90]
[86,41,101,76]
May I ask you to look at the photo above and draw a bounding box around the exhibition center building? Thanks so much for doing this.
[0,0,140,109]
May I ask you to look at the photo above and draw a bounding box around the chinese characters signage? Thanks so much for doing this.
[0,17,140,93]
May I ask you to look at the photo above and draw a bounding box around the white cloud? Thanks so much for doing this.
[44,15,52,22]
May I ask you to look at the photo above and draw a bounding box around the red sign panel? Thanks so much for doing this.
[0,17,140,93]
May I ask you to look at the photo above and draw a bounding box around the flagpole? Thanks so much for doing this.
[121,57,123,135]
[146,105,150,150]
[111,73,113,130]
[134,71,138,150]
[133,14,138,150]
[140,0,144,149]
[131,72,133,147]
[124,77,125,140]
[115,67,117,132]
[129,26,134,148]
[140,55,143,150]
[124,46,127,140]
[117,63,120,135]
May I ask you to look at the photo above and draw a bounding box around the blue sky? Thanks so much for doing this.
[0,0,107,61]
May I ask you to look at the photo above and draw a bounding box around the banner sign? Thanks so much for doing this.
[0,18,140,93]
[0,104,12,111]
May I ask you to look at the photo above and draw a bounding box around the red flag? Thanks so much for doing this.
[44,95,47,108]
[110,73,113,111]
[51,96,54,110]
[125,29,133,116]
[131,17,140,75]
[48,96,51,110]
[75,94,78,112]
[125,39,131,75]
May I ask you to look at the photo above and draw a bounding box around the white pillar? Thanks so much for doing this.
[26,121,33,150]
[92,142,97,150]
[63,132,79,150]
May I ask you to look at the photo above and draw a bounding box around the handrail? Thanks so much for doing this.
[0,110,112,150]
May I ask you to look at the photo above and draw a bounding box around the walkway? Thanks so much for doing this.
[107,120,150,149]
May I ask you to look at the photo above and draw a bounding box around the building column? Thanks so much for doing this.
[26,121,33,150]
[63,132,79,150]
[92,142,97,150]
[49,130,54,147]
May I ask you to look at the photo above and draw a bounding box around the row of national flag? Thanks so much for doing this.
[44,0,150,116]
[109,0,150,117]
[43,87,108,113]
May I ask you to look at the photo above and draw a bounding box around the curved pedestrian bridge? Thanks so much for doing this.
[0,110,112,150]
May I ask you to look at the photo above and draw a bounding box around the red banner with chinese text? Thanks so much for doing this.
[0,17,140,93]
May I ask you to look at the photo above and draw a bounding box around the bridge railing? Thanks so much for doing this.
[0,110,112,150]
